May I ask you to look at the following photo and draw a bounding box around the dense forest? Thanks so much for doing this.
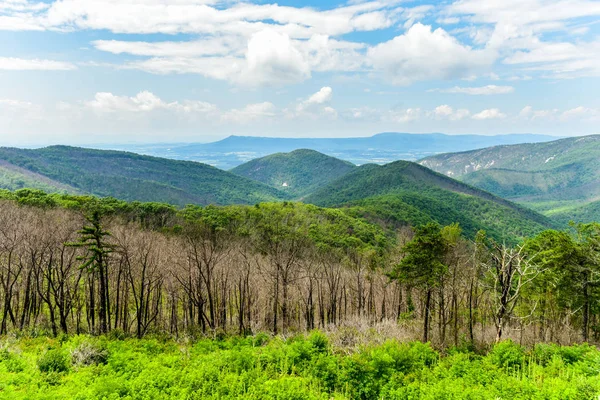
[0,188,597,346]
[0,189,599,398]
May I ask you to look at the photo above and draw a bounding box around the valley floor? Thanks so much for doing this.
[1,332,599,399]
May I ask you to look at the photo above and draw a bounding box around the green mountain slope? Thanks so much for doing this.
[418,135,600,222]
[0,160,81,193]
[303,161,553,240]
[0,146,287,206]
[230,149,355,198]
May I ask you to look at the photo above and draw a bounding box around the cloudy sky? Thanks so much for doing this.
[0,0,599,145]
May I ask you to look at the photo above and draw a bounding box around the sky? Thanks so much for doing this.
[0,0,599,145]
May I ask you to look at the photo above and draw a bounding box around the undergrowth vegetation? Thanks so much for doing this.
[0,332,599,399]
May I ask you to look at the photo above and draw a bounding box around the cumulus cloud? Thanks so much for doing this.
[240,29,311,86]
[472,108,506,120]
[303,87,333,106]
[99,30,367,85]
[434,85,515,95]
[519,105,557,120]
[367,23,494,85]
[0,57,76,70]
[433,105,470,120]
[293,86,337,119]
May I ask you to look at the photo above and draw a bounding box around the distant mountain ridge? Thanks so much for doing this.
[419,135,600,223]
[106,132,560,169]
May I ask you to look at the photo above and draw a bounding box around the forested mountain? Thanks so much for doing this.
[0,145,554,242]
[231,149,355,197]
[304,160,553,240]
[0,146,287,206]
[419,135,600,222]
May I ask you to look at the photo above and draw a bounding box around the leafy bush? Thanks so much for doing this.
[37,349,70,373]
[308,330,329,353]
[0,348,26,373]
[0,335,599,399]
[488,340,525,369]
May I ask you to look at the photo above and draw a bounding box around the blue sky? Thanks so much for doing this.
[0,0,599,145]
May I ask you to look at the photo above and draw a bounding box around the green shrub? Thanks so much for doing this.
[38,349,70,373]
[488,340,525,369]
[308,330,329,353]
[0,348,26,373]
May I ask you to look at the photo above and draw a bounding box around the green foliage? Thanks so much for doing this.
[489,340,525,369]
[2,335,599,399]
[37,349,70,373]
[390,222,448,287]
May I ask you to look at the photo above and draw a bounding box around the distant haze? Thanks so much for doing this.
[93,132,560,170]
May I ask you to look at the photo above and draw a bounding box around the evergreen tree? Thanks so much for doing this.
[390,222,448,342]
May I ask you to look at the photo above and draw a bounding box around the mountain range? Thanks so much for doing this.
[106,132,559,170]
[419,135,600,224]
[0,142,558,241]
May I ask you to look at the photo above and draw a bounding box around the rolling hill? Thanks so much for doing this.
[419,135,600,222]
[0,144,555,241]
[0,146,287,206]
[304,160,553,240]
[230,149,355,198]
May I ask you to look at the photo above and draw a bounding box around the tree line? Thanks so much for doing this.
[0,189,599,347]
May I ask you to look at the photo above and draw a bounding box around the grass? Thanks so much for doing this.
[1,333,599,399]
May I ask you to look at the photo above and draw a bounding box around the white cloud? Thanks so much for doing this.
[435,85,515,95]
[367,23,494,85]
[0,57,76,70]
[504,40,600,79]
[92,37,243,57]
[84,91,218,116]
[386,108,421,123]
[222,102,277,123]
[85,91,172,113]
[304,87,333,106]
[434,104,453,117]
[472,108,506,120]
[446,0,600,79]
[560,106,599,121]
[239,29,310,86]
[97,31,366,85]
[519,105,533,118]
[433,105,470,120]
[292,86,337,119]
[519,105,557,119]
[2,0,402,36]
[0,98,36,109]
